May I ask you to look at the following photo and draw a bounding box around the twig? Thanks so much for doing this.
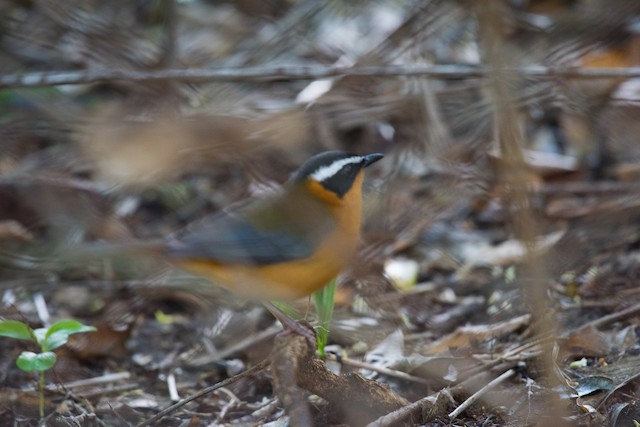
[324,353,430,385]
[186,323,281,367]
[537,181,640,195]
[580,301,640,330]
[166,372,179,402]
[42,372,131,391]
[60,383,138,399]
[367,390,453,427]
[448,369,516,419]
[2,65,640,89]
[597,368,640,409]
[134,358,269,427]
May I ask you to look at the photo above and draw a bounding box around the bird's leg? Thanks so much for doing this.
[263,302,317,351]
[304,295,312,321]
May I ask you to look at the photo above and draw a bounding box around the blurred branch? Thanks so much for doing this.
[3,65,640,89]
[159,0,178,68]
[477,0,565,420]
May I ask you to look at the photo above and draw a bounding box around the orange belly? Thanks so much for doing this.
[174,228,359,300]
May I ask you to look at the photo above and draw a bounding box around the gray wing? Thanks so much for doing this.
[164,193,333,265]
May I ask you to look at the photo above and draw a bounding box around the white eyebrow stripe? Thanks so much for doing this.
[310,156,362,182]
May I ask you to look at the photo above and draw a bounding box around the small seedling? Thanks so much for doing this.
[0,319,96,418]
[313,278,336,358]
[270,278,337,357]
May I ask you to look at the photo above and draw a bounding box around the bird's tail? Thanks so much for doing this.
[0,240,166,273]
[60,240,166,262]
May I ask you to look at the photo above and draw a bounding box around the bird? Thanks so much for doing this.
[161,150,384,301]
[44,151,382,344]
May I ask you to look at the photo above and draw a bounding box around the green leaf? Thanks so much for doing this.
[33,328,47,345]
[313,278,337,357]
[42,331,71,351]
[46,320,96,338]
[0,320,35,342]
[41,320,96,351]
[16,351,57,372]
[270,301,303,320]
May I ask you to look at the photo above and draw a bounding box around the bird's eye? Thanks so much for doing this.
[336,166,349,179]
[340,164,358,178]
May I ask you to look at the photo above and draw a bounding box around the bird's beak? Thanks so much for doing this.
[363,153,384,167]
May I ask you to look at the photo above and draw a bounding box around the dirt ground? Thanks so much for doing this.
[2,1,640,426]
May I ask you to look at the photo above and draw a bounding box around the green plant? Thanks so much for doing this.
[270,278,337,357]
[312,278,337,358]
[0,319,96,418]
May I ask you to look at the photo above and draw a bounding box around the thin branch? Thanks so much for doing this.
[324,353,430,385]
[448,369,516,419]
[2,65,640,89]
[134,358,270,427]
[579,301,640,330]
[366,393,445,427]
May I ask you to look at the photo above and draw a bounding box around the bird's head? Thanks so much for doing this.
[291,151,383,202]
